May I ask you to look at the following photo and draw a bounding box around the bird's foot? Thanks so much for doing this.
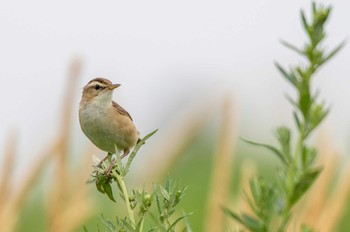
[104,160,117,177]
[120,150,130,159]
[96,153,113,168]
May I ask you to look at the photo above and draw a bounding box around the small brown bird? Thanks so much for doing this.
[79,78,140,160]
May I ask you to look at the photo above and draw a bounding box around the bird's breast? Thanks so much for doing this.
[79,101,138,154]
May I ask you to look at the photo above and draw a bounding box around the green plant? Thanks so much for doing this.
[224,2,344,232]
[85,130,192,232]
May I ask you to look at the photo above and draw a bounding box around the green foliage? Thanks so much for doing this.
[224,2,344,231]
[85,130,191,232]
[91,130,158,202]
[152,177,190,231]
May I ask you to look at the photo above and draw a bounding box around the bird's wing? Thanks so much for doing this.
[112,101,133,121]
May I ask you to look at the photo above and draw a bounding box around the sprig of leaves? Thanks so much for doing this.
[152,177,190,231]
[91,129,158,202]
[224,2,344,231]
[85,129,191,231]
[85,178,191,232]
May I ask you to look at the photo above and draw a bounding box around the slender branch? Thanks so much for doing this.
[125,129,158,174]
[113,170,136,228]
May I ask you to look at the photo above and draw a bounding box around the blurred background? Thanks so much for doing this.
[0,0,349,231]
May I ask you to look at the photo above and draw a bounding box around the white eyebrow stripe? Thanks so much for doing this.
[87,81,108,87]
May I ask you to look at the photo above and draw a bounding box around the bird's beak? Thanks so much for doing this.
[109,84,121,90]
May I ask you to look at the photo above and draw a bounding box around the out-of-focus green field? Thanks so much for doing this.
[15,129,350,232]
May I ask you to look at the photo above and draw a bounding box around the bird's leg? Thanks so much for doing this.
[97,152,113,167]
[105,163,116,177]
[103,150,129,176]
[104,152,117,177]
[120,149,130,159]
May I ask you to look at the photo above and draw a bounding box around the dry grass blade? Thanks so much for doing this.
[0,138,59,232]
[238,162,256,214]
[226,161,256,231]
[48,58,86,232]
[49,146,95,232]
[286,132,350,232]
[204,97,236,232]
[0,131,16,208]
[137,92,218,183]
[289,133,338,230]
[0,58,93,232]
[317,158,350,231]
[0,131,17,232]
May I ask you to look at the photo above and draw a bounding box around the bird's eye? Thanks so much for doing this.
[94,85,101,90]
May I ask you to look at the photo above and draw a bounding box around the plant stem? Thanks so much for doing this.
[140,218,144,232]
[125,129,158,173]
[113,170,136,228]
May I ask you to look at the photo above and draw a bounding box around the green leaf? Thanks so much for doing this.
[96,179,105,194]
[174,185,188,205]
[168,212,193,231]
[243,190,259,217]
[301,146,317,168]
[293,111,302,130]
[301,224,315,232]
[83,225,89,232]
[103,182,116,202]
[241,138,288,165]
[290,168,322,205]
[165,176,171,192]
[123,221,138,232]
[154,186,163,214]
[249,177,262,205]
[241,213,265,232]
[100,215,116,230]
[125,129,158,173]
[311,2,317,16]
[305,103,329,138]
[183,211,193,232]
[222,208,245,225]
[275,126,292,163]
[280,40,304,56]
[223,208,265,232]
[301,10,311,36]
[298,83,312,119]
[275,62,298,87]
[159,186,170,201]
[285,94,298,109]
[319,40,346,66]
[277,213,291,231]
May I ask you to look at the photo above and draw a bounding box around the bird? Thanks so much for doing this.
[79,77,140,163]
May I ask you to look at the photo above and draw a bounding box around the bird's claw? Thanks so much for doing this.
[104,160,117,177]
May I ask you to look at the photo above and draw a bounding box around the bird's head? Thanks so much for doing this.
[81,77,121,104]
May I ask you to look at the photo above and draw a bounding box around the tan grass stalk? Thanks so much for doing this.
[239,161,256,215]
[0,131,16,208]
[137,92,218,184]
[317,158,350,231]
[286,132,350,232]
[290,133,339,230]
[49,146,94,232]
[0,139,59,232]
[0,58,93,232]
[48,58,85,232]
[227,161,256,230]
[204,97,236,232]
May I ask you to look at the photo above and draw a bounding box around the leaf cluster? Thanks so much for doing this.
[152,177,190,231]
[92,129,158,202]
[86,178,191,232]
[85,129,191,232]
[224,2,344,232]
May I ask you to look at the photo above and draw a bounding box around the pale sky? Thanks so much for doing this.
[1,0,349,177]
